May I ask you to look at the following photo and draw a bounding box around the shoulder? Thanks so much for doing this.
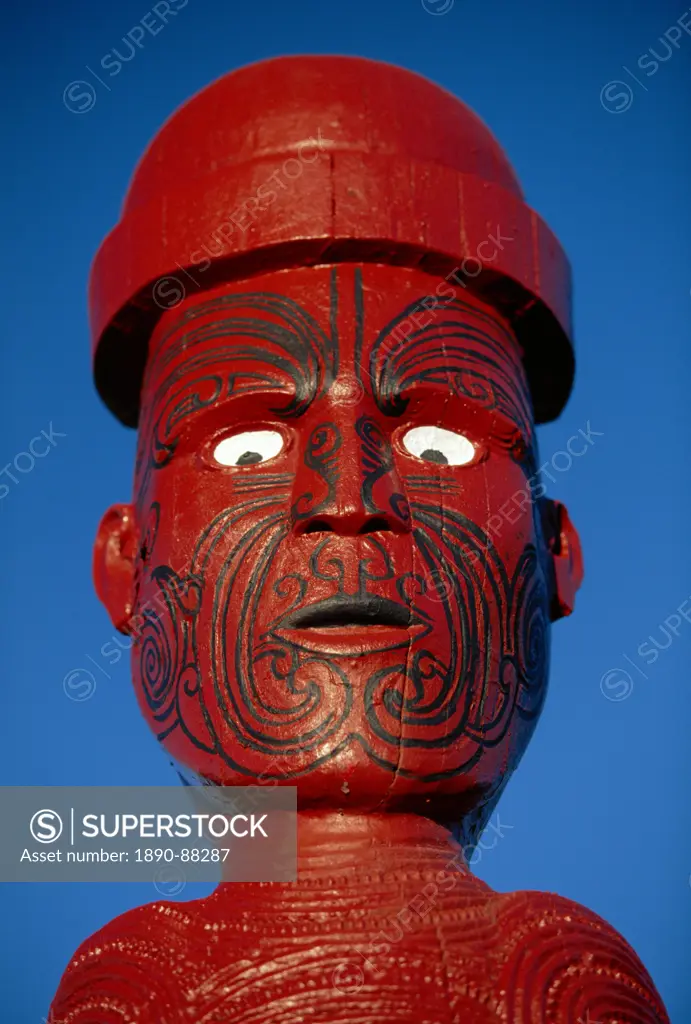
[489,888,669,1023]
[50,898,207,1023]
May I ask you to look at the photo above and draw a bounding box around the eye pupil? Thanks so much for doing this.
[237,451,263,466]
[421,448,448,465]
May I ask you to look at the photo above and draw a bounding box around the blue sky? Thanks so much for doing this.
[2,0,690,1019]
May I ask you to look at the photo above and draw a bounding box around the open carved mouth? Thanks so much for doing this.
[273,595,426,653]
[281,595,413,630]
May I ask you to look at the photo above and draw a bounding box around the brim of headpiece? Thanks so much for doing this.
[90,154,574,427]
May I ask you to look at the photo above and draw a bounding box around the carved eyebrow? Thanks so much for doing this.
[145,316,329,419]
[372,341,533,442]
[361,291,529,420]
[148,289,338,380]
[370,326,526,405]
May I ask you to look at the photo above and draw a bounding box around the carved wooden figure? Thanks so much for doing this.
[51,56,669,1023]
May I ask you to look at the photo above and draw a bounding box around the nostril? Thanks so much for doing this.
[359,516,391,535]
[302,519,334,535]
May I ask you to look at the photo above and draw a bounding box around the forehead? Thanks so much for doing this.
[143,264,529,407]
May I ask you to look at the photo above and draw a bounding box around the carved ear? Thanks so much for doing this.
[93,504,139,634]
[540,499,584,621]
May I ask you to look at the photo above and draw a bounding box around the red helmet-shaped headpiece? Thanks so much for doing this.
[90,55,574,427]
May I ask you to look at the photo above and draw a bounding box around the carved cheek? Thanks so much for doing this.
[413,458,540,571]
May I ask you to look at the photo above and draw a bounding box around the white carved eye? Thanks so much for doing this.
[401,426,476,466]
[213,430,284,467]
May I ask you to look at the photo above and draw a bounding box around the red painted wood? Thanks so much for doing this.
[50,57,668,1023]
[52,814,668,1022]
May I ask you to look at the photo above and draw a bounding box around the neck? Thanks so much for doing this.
[221,809,470,882]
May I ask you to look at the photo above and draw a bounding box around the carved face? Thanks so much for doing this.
[96,264,582,818]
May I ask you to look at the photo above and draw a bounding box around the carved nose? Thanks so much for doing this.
[297,513,396,537]
[290,422,411,537]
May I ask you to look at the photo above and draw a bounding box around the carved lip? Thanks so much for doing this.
[274,595,426,654]
[281,595,415,630]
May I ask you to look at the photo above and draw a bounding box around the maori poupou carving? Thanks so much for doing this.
[51,56,669,1023]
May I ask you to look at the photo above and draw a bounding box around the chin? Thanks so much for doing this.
[164,733,519,831]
